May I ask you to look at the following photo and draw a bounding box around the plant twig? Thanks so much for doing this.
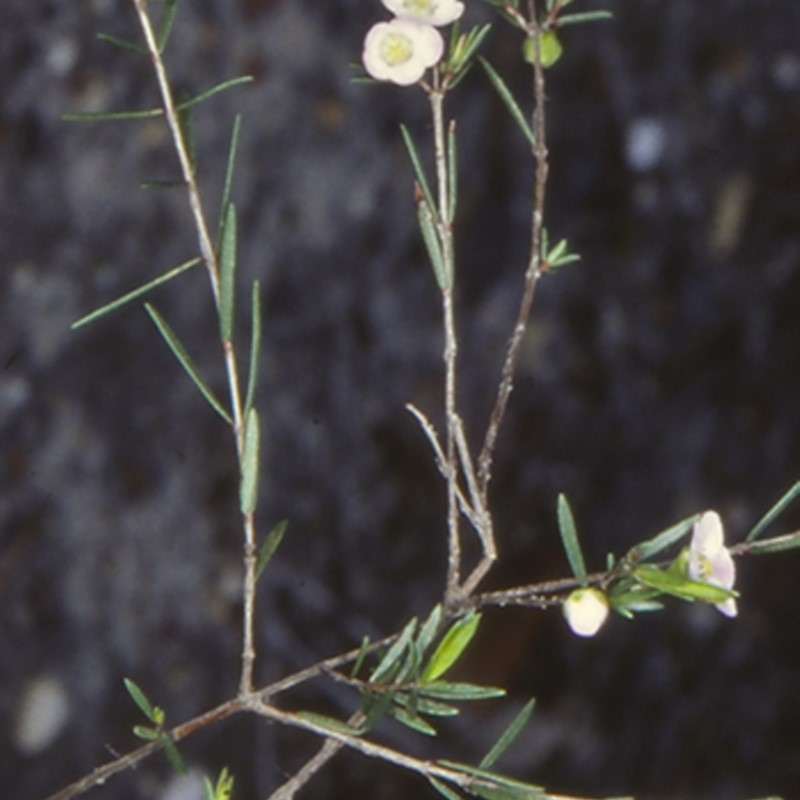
[477,0,550,499]
[130,0,256,694]
[429,80,462,609]
[405,404,484,534]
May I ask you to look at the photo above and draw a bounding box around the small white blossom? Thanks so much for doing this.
[688,510,737,618]
[563,587,609,638]
[363,19,444,86]
[381,0,465,27]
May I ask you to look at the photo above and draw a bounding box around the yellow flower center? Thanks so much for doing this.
[380,33,414,66]
[403,0,438,15]
[695,554,712,581]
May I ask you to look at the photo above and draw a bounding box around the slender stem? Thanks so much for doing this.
[131,0,255,693]
[406,404,484,533]
[130,0,221,307]
[430,84,462,606]
[443,287,461,604]
[240,509,258,693]
[477,0,550,499]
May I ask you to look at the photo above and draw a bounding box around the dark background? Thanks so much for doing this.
[2,1,800,799]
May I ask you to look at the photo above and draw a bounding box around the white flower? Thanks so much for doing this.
[563,588,609,637]
[688,510,737,618]
[363,19,444,86]
[381,0,465,27]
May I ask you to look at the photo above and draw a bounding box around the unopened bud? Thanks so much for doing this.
[563,587,609,637]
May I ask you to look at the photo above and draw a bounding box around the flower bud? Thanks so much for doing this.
[563,587,609,637]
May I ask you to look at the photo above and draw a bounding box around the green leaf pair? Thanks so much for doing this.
[203,767,235,800]
[446,23,492,89]
[124,678,186,776]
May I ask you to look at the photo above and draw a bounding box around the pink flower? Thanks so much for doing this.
[688,511,737,618]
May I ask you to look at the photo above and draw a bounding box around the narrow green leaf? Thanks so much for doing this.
[296,711,360,736]
[219,202,237,342]
[156,0,182,52]
[746,480,800,542]
[72,257,200,329]
[96,32,146,54]
[244,281,262,416]
[66,77,254,124]
[203,776,215,800]
[397,639,421,684]
[478,58,535,149]
[447,19,462,67]
[557,10,614,27]
[133,725,159,740]
[546,238,567,263]
[140,180,186,190]
[437,762,544,793]
[417,604,443,660]
[145,303,233,424]
[539,227,550,261]
[124,677,158,723]
[400,124,436,213]
[351,635,371,679]
[633,564,737,604]
[62,107,164,122]
[389,704,437,736]
[614,598,664,616]
[420,682,506,701]
[218,115,243,246]
[628,513,699,562]
[429,777,464,800]
[745,531,800,555]
[417,194,449,290]
[447,120,458,223]
[454,24,492,70]
[370,617,418,684]
[469,784,544,800]
[422,612,481,683]
[360,689,395,733]
[161,734,188,776]
[557,493,587,585]
[240,408,261,514]
[175,76,254,113]
[409,685,420,721]
[255,519,287,581]
[395,693,459,717]
[480,699,536,770]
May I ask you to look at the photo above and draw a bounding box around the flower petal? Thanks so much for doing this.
[381,0,465,27]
